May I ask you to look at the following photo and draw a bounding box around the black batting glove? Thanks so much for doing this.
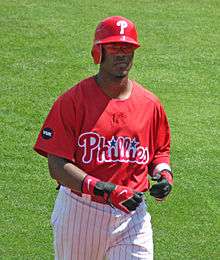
[149,170,173,199]
[94,181,144,213]
[82,175,143,213]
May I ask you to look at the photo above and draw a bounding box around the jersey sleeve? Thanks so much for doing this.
[34,93,77,161]
[148,102,171,175]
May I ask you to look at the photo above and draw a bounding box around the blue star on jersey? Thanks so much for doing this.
[108,137,117,147]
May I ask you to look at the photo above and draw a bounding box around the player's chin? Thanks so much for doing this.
[114,71,128,78]
[113,68,130,78]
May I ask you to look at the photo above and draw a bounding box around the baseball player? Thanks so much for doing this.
[34,16,173,260]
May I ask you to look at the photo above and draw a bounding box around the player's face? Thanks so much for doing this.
[101,43,135,78]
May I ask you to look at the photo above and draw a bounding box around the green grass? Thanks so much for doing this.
[0,0,219,259]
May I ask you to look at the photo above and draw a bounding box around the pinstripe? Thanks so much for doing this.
[55,189,67,259]
[80,200,95,260]
[64,193,73,260]
[76,198,84,260]
[62,193,69,259]
[58,190,65,259]
[95,206,105,260]
[62,190,70,258]
[82,200,92,260]
[90,203,99,260]
[131,211,138,238]
[70,197,78,259]
[61,194,66,259]
[88,203,96,260]
[122,245,126,260]
[127,213,133,258]
[53,224,59,260]
[115,246,118,259]
[53,224,58,259]
[102,210,112,257]
[62,190,70,259]
[130,211,140,259]
[66,193,74,260]
[119,244,122,260]
[55,203,61,259]
[84,201,95,260]
[54,205,60,259]
[102,206,112,258]
[106,211,118,259]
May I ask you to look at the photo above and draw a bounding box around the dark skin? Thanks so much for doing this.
[95,44,135,99]
[48,43,136,192]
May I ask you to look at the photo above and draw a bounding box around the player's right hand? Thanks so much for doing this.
[81,175,143,213]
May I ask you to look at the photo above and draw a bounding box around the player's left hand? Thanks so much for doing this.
[149,170,173,201]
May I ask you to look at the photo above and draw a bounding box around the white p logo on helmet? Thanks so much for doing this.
[117,20,128,35]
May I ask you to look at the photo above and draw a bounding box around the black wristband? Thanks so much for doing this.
[93,182,116,197]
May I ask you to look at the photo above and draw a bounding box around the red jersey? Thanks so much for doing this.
[34,76,170,192]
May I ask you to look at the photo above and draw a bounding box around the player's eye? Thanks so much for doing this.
[104,45,134,54]
[121,47,134,54]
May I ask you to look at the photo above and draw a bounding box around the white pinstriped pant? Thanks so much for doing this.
[51,186,153,260]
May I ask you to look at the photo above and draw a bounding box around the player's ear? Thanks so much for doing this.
[100,46,106,64]
[91,44,102,64]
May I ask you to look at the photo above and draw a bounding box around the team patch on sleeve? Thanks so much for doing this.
[42,128,53,140]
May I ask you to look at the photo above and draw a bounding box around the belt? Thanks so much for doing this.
[71,189,108,204]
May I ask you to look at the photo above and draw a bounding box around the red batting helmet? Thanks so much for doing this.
[91,16,140,64]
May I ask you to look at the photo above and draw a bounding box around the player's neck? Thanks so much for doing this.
[94,73,132,100]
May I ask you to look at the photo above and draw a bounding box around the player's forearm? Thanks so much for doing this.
[47,154,86,192]
[48,154,143,213]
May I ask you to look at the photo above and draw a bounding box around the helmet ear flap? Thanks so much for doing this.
[91,44,102,64]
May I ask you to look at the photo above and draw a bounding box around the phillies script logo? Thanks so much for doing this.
[78,132,149,165]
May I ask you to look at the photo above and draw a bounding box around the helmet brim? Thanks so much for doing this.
[96,35,140,48]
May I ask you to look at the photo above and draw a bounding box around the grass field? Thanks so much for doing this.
[0,0,219,259]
